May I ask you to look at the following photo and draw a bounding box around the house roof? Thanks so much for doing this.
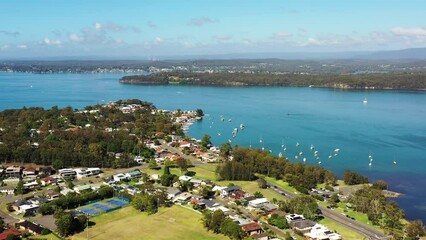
[223,185,241,193]
[290,219,316,230]
[241,222,262,232]
[0,229,21,240]
[17,220,45,234]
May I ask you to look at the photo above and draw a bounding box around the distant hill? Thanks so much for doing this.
[358,48,426,60]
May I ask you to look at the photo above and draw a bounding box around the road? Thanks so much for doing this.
[266,182,390,240]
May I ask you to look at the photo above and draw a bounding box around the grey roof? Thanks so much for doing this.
[167,188,181,195]
[223,185,241,193]
[290,219,316,230]
[201,199,220,208]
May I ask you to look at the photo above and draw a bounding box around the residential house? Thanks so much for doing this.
[75,168,101,179]
[113,173,129,182]
[16,220,45,235]
[252,233,269,240]
[173,192,192,203]
[304,224,341,240]
[28,197,48,205]
[11,199,29,211]
[179,175,192,182]
[73,185,91,194]
[179,141,192,148]
[201,199,230,213]
[221,185,241,197]
[0,186,15,195]
[22,167,37,177]
[0,229,21,240]
[19,204,39,215]
[4,166,21,178]
[241,222,263,236]
[286,214,305,223]
[37,166,52,176]
[248,198,269,209]
[47,192,61,201]
[290,219,317,234]
[262,203,278,212]
[166,188,182,200]
[229,190,248,200]
[40,177,57,186]
[126,170,142,179]
[23,181,39,190]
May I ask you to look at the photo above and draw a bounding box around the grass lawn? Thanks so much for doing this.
[73,205,227,240]
[26,233,60,240]
[332,202,384,233]
[144,164,218,180]
[217,180,286,201]
[319,218,365,240]
[263,176,299,194]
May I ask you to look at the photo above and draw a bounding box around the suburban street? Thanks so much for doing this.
[267,182,390,240]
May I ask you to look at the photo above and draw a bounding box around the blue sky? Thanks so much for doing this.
[1,0,426,58]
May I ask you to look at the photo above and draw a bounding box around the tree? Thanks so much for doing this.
[52,159,64,171]
[288,196,320,220]
[343,170,368,185]
[257,177,267,189]
[5,235,19,240]
[220,142,232,158]
[201,134,212,148]
[176,158,188,174]
[98,186,115,199]
[15,180,25,195]
[406,220,425,239]
[163,165,171,175]
[372,180,388,190]
[132,194,158,214]
[55,213,74,236]
[209,210,226,233]
[253,191,264,198]
[195,109,204,117]
[268,213,289,229]
[220,218,246,239]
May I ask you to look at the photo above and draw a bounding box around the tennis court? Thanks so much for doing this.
[106,199,127,207]
[79,207,100,216]
[77,197,129,216]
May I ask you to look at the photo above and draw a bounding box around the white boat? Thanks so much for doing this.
[217,133,221,136]
[303,158,306,162]
[278,152,283,158]
[328,155,332,159]
[318,161,321,165]
[295,155,298,159]
[296,142,300,147]
[369,162,372,166]
[283,146,287,151]
[363,97,368,104]
[299,151,303,156]
[393,160,397,164]
[334,148,340,153]
[228,119,232,122]
[240,124,245,130]
[310,144,315,150]
[262,147,265,151]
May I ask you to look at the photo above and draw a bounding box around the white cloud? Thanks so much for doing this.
[95,22,102,31]
[0,44,10,50]
[69,33,83,43]
[271,31,292,40]
[188,17,217,26]
[391,27,426,37]
[213,35,232,41]
[44,37,62,46]
[16,44,28,49]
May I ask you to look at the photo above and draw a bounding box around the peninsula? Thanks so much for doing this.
[119,71,426,90]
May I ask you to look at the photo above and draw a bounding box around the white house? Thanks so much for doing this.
[248,198,269,208]
[113,173,129,182]
[0,186,15,195]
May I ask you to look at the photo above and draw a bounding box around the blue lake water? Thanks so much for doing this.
[1,72,425,221]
